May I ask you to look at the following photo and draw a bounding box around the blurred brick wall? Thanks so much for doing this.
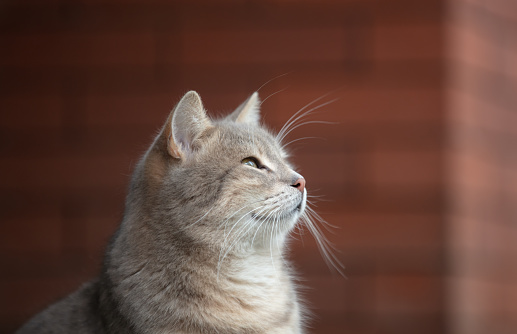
[0,0,514,334]
[446,0,517,334]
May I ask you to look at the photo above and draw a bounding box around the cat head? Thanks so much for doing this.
[132,91,307,254]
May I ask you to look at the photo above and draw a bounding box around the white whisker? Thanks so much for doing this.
[276,97,339,143]
[260,87,288,106]
[281,136,321,150]
[254,72,290,93]
[277,92,335,140]
[299,205,345,277]
[186,206,215,228]
[218,199,264,231]
[217,204,272,277]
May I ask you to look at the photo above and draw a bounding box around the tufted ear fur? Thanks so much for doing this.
[163,91,212,159]
[226,92,260,125]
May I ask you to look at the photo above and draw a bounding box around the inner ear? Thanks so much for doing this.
[163,91,212,159]
[226,92,261,125]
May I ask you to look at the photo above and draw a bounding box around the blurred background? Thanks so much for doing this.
[1,0,516,333]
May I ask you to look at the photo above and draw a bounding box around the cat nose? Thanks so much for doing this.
[292,177,306,193]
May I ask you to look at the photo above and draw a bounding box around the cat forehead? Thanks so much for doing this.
[211,122,287,158]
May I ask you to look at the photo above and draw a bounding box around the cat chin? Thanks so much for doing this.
[250,211,298,225]
[250,196,306,232]
[252,195,306,221]
[254,189,307,218]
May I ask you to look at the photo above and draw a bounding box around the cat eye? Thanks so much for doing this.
[241,157,259,168]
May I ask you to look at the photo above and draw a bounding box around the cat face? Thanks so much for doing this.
[145,91,306,254]
[204,122,307,248]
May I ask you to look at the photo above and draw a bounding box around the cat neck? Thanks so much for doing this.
[101,218,296,334]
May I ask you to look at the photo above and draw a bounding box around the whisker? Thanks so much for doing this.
[218,204,271,274]
[305,206,339,231]
[268,213,276,275]
[281,136,321,149]
[276,97,339,143]
[260,87,288,106]
[218,218,255,278]
[223,205,270,250]
[186,206,215,228]
[250,215,268,247]
[280,121,336,142]
[250,204,282,247]
[217,203,284,279]
[221,204,267,245]
[218,199,264,231]
[254,72,291,93]
[276,92,337,140]
[300,207,345,277]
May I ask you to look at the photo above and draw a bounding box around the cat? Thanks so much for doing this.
[16,90,339,334]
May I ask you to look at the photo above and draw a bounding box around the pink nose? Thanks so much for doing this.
[292,177,306,193]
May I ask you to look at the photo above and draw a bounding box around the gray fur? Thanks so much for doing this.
[16,91,307,334]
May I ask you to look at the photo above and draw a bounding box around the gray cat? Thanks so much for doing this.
[16,91,339,334]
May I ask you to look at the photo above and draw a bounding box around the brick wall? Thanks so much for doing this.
[1,0,514,333]
[446,0,517,333]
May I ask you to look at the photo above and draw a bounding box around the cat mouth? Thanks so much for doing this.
[251,199,304,221]
[251,210,297,221]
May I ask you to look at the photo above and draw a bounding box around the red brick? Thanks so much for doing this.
[449,24,517,80]
[449,183,517,226]
[0,217,62,255]
[291,228,442,277]
[447,216,481,256]
[447,1,517,323]
[450,61,517,111]
[178,0,442,28]
[273,88,443,124]
[63,217,118,255]
[449,216,517,278]
[373,24,443,60]
[371,0,443,23]
[0,276,91,319]
[375,275,442,314]
[301,185,443,217]
[154,32,186,64]
[0,127,63,158]
[250,60,444,91]
[0,191,60,222]
[291,151,348,193]
[0,252,80,280]
[326,213,442,250]
[0,95,63,129]
[60,188,125,218]
[6,0,61,4]
[448,90,517,135]
[449,126,517,171]
[450,151,517,196]
[304,276,347,314]
[459,0,517,20]
[0,124,157,160]
[0,155,132,190]
[450,277,517,318]
[181,28,347,64]
[457,248,517,284]
[364,149,442,189]
[83,94,174,126]
[0,67,62,95]
[0,32,156,67]
[288,121,443,154]
[176,2,367,32]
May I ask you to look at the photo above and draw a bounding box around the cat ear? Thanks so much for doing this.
[227,92,261,125]
[165,91,212,159]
